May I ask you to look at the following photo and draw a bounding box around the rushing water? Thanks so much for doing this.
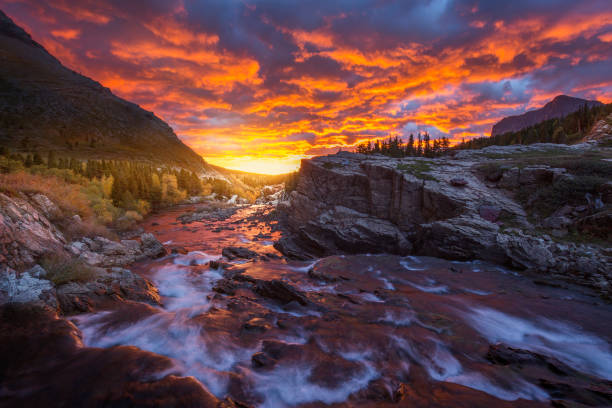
[74,205,612,407]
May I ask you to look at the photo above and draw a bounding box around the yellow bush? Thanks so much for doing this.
[0,172,93,220]
[161,174,187,205]
[135,199,150,216]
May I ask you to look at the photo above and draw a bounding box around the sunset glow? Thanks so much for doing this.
[3,0,611,173]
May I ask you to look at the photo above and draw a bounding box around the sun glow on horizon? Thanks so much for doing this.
[206,155,308,175]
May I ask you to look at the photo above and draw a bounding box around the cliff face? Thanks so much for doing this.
[0,10,206,171]
[491,95,602,136]
[276,146,611,295]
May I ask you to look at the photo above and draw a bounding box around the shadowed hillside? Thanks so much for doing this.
[0,10,206,171]
[491,95,602,137]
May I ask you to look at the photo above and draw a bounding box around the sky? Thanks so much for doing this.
[2,0,611,174]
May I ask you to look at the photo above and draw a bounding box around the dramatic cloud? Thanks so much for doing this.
[2,0,611,173]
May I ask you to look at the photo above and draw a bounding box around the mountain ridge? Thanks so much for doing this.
[491,95,603,136]
[0,10,207,172]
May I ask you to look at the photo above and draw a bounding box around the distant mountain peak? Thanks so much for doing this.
[491,95,602,136]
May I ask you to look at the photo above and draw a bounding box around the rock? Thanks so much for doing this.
[487,344,612,406]
[72,237,145,267]
[242,317,272,332]
[0,192,67,268]
[0,266,57,309]
[478,205,502,223]
[0,304,221,407]
[276,151,612,295]
[254,279,309,305]
[212,278,237,296]
[485,167,505,182]
[26,264,47,278]
[30,193,61,220]
[496,232,556,270]
[251,351,276,369]
[140,233,166,258]
[56,267,160,314]
[178,205,238,224]
[542,215,571,230]
[209,260,232,270]
[575,209,612,240]
[450,177,468,187]
[222,246,259,260]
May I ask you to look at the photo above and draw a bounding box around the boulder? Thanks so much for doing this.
[254,279,309,305]
[140,233,166,258]
[30,193,61,220]
[450,177,468,187]
[0,304,222,407]
[222,246,259,260]
[0,192,67,268]
[68,237,145,267]
[0,266,57,309]
[56,267,160,314]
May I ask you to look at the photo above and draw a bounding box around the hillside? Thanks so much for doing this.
[491,95,602,136]
[0,10,206,171]
[456,100,612,150]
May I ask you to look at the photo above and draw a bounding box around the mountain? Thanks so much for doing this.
[0,10,206,171]
[491,95,603,136]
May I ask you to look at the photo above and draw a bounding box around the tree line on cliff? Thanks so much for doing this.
[356,133,451,158]
[454,102,612,150]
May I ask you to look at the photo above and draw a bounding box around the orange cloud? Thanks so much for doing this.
[2,0,611,173]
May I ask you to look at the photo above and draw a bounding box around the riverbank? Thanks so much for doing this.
[2,201,611,407]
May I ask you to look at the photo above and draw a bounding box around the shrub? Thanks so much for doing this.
[396,161,437,181]
[40,254,98,286]
[0,172,92,220]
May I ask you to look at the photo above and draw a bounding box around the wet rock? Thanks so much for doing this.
[487,344,612,407]
[273,236,316,260]
[140,232,166,258]
[209,260,232,270]
[450,177,468,187]
[0,266,57,309]
[487,344,569,372]
[212,278,237,296]
[251,352,276,369]
[242,317,272,332]
[254,279,309,305]
[222,246,259,260]
[178,205,238,224]
[56,268,160,314]
[0,304,221,407]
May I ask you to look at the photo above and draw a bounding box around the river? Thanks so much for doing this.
[73,204,612,407]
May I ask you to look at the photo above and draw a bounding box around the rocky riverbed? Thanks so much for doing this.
[2,201,611,407]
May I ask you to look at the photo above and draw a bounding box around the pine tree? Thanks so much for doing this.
[33,152,43,165]
[47,151,57,168]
